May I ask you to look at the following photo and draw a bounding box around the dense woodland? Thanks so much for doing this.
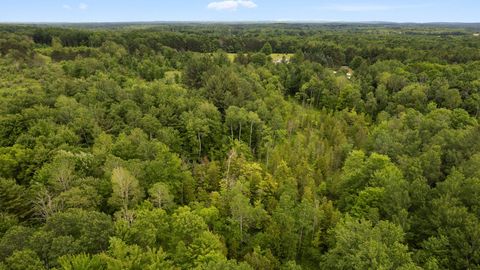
[1,23,480,269]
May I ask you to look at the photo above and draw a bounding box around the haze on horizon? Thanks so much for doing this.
[0,0,478,23]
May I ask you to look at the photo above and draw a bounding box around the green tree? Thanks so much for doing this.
[108,167,143,221]
[101,237,176,270]
[336,150,410,226]
[0,226,33,260]
[0,178,32,219]
[148,183,174,209]
[244,246,279,270]
[39,209,113,254]
[58,253,106,270]
[183,54,213,89]
[4,249,45,270]
[394,84,428,112]
[261,42,273,55]
[323,217,419,270]
[114,205,169,248]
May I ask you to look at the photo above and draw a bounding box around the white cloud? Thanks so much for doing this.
[238,0,257,9]
[207,0,257,11]
[79,3,88,10]
[62,4,72,10]
[319,4,429,12]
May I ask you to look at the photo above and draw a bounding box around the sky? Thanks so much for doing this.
[0,0,479,23]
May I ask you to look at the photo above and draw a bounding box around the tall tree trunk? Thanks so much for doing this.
[197,132,202,157]
[240,215,244,242]
[249,121,254,148]
[226,149,236,187]
[239,123,242,141]
[297,227,304,259]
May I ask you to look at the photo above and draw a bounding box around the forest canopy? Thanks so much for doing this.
[1,23,480,269]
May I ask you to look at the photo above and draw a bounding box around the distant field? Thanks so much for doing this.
[271,53,293,62]
[226,53,293,62]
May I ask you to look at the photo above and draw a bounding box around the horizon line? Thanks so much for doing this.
[1,20,480,25]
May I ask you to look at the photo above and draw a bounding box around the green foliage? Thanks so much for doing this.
[260,42,273,55]
[148,182,174,209]
[183,54,212,89]
[101,237,176,270]
[335,150,410,225]
[0,226,33,260]
[41,209,113,253]
[4,249,45,270]
[114,205,169,247]
[0,178,32,219]
[109,167,143,219]
[58,253,106,270]
[323,217,418,270]
[1,23,480,270]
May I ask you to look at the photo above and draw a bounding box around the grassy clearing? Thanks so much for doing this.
[226,53,293,63]
[271,53,294,62]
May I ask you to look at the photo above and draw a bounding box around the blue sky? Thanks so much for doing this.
[0,0,478,23]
